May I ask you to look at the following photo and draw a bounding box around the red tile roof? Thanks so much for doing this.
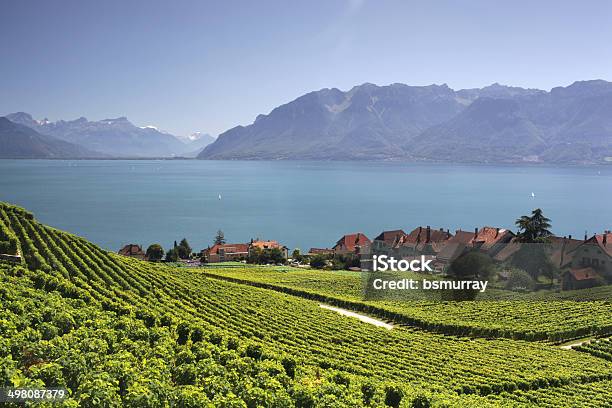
[569,267,599,281]
[568,232,612,259]
[333,233,371,252]
[472,227,514,251]
[449,230,476,244]
[118,244,144,256]
[250,240,285,250]
[492,239,522,262]
[548,237,583,267]
[208,243,250,255]
[593,232,612,257]
[373,230,406,245]
[401,226,452,244]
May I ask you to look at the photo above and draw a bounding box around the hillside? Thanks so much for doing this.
[199,80,612,164]
[1,201,612,406]
[5,113,188,158]
[200,83,466,160]
[0,117,102,159]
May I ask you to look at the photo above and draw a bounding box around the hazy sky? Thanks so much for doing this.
[2,0,612,136]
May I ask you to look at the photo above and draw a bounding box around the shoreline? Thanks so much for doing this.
[1,157,611,167]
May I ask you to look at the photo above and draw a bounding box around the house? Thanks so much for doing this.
[566,231,612,281]
[333,233,371,256]
[548,236,583,269]
[492,235,582,266]
[435,229,478,266]
[362,227,452,271]
[431,227,513,270]
[204,243,250,263]
[471,227,515,257]
[562,267,601,290]
[393,226,452,258]
[118,244,146,260]
[371,230,406,254]
[359,230,404,270]
[249,240,288,259]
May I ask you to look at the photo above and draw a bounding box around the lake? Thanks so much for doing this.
[0,159,610,253]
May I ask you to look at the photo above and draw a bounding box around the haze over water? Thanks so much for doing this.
[1,160,610,252]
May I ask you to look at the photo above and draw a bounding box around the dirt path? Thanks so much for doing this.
[559,339,591,350]
[559,338,594,350]
[319,304,393,330]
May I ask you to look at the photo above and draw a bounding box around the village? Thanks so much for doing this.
[118,213,612,293]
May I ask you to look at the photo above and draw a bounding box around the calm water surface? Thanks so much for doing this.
[0,160,610,252]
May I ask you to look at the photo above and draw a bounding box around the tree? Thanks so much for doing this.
[446,251,495,300]
[310,254,327,269]
[515,208,552,243]
[145,244,164,262]
[177,238,192,259]
[165,248,178,262]
[179,238,191,254]
[247,247,285,265]
[291,248,303,263]
[214,230,226,245]
[268,248,285,264]
[505,268,536,292]
[511,244,557,283]
[448,251,494,281]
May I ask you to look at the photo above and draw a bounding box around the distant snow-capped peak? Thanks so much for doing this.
[188,131,205,141]
[176,131,213,143]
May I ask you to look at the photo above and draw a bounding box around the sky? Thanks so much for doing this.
[2,0,612,136]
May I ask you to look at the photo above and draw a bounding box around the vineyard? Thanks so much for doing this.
[575,338,612,362]
[198,267,612,342]
[1,202,612,407]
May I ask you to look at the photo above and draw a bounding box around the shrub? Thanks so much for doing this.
[384,384,403,408]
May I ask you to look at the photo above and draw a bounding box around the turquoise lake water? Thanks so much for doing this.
[0,160,610,253]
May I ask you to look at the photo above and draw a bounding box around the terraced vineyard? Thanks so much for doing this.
[575,338,612,361]
[197,267,612,342]
[1,202,612,407]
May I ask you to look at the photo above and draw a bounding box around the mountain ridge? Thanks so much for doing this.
[4,113,209,158]
[199,80,612,164]
[0,117,104,159]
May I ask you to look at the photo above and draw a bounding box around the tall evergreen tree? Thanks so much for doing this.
[214,230,226,245]
[177,238,192,259]
[515,208,552,243]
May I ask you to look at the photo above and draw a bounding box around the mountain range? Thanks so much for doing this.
[0,117,102,159]
[2,113,214,159]
[3,80,612,163]
[199,80,612,164]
